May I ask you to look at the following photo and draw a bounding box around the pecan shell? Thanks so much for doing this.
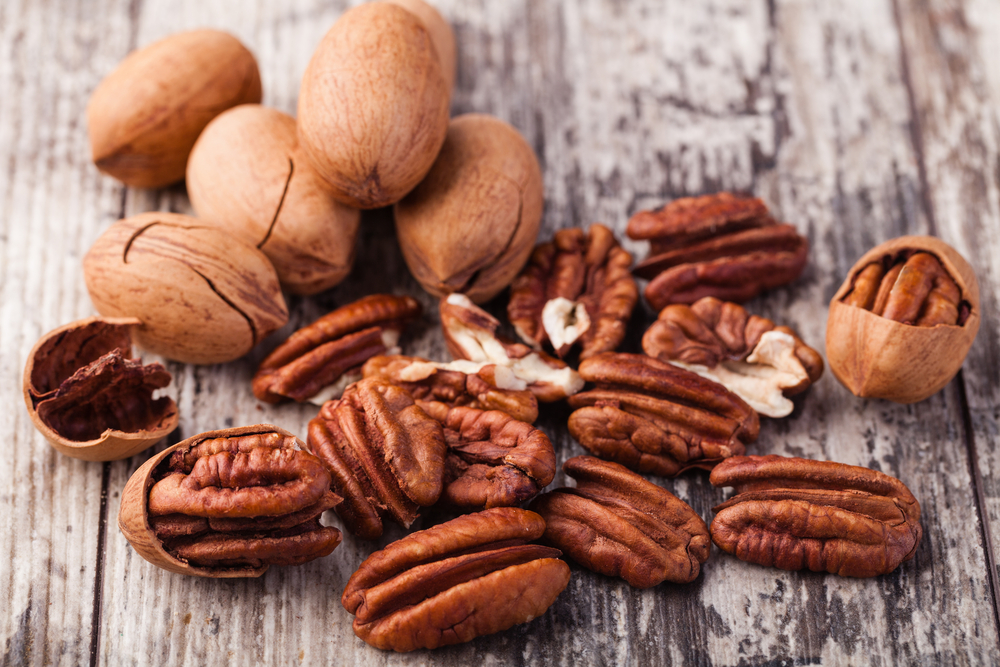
[531,456,710,587]
[252,294,421,404]
[342,507,570,652]
[118,425,342,577]
[508,224,638,359]
[642,297,823,417]
[709,455,922,577]
[567,352,759,476]
[306,377,447,539]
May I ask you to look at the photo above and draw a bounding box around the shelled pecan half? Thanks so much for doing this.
[440,293,584,402]
[567,353,759,476]
[118,425,343,577]
[342,507,570,652]
[628,193,808,311]
[709,455,922,577]
[306,377,447,539]
[642,297,823,417]
[507,224,638,359]
[362,354,538,423]
[531,456,710,588]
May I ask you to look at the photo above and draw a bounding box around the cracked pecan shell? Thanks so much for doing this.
[643,297,823,417]
[531,456,710,588]
[567,352,759,476]
[306,377,447,539]
[118,425,343,577]
[253,294,421,404]
[710,455,922,577]
[628,193,808,311]
[508,224,638,359]
[342,507,570,652]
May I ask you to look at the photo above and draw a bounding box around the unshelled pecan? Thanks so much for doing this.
[306,377,447,539]
[709,455,922,577]
[507,224,638,359]
[253,294,421,404]
[642,297,823,417]
[118,425,343,577]
[531,456,710,588]
[342,507,570,652]
[628,193,808,311]
[567,352,759,476]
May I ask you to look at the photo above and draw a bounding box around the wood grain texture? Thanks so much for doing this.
[1,0,999,665]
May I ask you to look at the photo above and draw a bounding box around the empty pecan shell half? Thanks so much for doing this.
[118,425,343,577]
[508,224,638,359]
[531,456,710,587]
[252,293,421,404]
[567,352,759,476]
[342,507,570,652]
[628,193,808,311]
[642,297,824,417]
[23,317,177,461]
[710,455,922,577]
[306,377,447,539]
[361,354,538,423]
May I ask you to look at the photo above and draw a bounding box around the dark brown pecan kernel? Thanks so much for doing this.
[252,294,421,403]
[628,193,807,311]
[642,297,823,417]
[507,224,638,359]
[709,455,922,577]
[306,377,447,539]
[531,456,710,588]
[342,507,570,652]
[567,353,759,476]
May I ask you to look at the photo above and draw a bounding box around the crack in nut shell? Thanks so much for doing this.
[709,455,922,577]
[530,456,710,588]
[117,425,342,577]
[508,224,638,359]
[567,353,759,476]
[306,377,447,539]
[253,294,421,403]
[342,507,570,652]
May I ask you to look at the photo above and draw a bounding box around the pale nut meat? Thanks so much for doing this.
[187,104,360,296]
[395,114,544,303]
[385,0,456,94]
[643,297,824,417]
[826,236,980,403]
[88,29,262,189]
[83,212,288,365]
[23,317,177,461]
[298,2,449,208]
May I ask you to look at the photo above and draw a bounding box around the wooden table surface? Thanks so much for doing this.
[3,0,1000,665]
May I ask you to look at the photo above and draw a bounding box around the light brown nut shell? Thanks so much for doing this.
[386,0,456,94]
[87,29,262,189]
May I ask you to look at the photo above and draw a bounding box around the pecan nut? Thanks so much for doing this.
[507,224,638,359]
[361,354,538,423]
[252,294,421,404]
[642,297,824,417]
[342,507,570,651]
[118,425,343,577]
[306,377,447,539]
[567,353,759,476]
[530,456,710,587]
[628,193,808,311]
[709,455,922,577]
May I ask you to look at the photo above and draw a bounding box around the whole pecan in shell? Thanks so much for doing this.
[531,456,710,587]
[306,377,447,539]
[709,455,922,577]
[342,507,570,651]
[508,224,638,359]
[567,353,759,476]
[118,425,342,577]
[253,294,421,404]
[643,297,823,417]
